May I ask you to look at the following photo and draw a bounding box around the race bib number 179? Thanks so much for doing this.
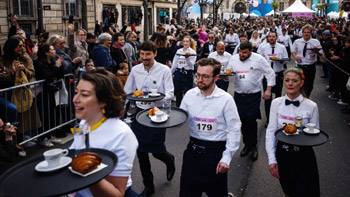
[193,117,217,133]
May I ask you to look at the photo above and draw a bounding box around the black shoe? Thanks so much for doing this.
[250,147,258,161]
[166,155,175,181]
[140,186,155,197]
[240,146,250,157]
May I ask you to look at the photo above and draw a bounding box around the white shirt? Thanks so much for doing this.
[70,118,138,196]
[208,51,232,69]
[257,42,288,73]
[171,47,197,73]
[227,53,276,93]
[292,38,324,65]
[124,61,174,100]
[265,95,319,165]
[180,86,241,165]
[249,37,261,48]
[232,45,240,54]
[224,33,240,45]
[278,34,293,48]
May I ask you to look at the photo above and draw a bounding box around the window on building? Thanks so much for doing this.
[121,6,142,26]
[157,8,169,24]
[65,0,80,17]
[226,0,230,9]
[279,2,285,11]
[13,0,34,17]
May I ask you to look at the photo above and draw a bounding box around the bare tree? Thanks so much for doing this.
[212,0,225,24]
[177,0,189,24]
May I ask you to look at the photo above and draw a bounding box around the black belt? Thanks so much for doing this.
[234,91,260,97]
[175,68,194,75]
[297,64,315,68]
[188,137,225,155]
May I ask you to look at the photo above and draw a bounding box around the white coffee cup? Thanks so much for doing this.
[43,148,68,167]
[150,88,157,95]
[306,123,316,132]
[155,111,164,120]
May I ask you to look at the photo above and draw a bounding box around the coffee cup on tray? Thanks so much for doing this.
[43,148,69,167]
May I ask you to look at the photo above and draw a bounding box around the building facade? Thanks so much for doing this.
[0,0,177,52]
[0,0,96,53]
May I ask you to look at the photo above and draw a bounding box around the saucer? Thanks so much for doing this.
[150,114,169,123]
[35,156,72,172]
[149,92,161,97]
[303,128,320,135]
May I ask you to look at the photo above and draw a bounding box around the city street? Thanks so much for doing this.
[1,65,349,197]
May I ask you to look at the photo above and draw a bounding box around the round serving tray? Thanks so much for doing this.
[0,148,117,197]
[136,107,188,129]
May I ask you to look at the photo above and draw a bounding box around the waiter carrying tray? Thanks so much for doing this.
[179,58,242,197]
[124,41,176,197]
[227,41,275,161]
[257,31,289,124]
[291,24,324,98]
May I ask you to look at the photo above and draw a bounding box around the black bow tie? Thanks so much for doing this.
[285,99,300,107]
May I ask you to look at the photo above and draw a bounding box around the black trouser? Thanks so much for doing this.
[173,70,194,107]
[234,92,261,148]
[216,79,229,92]
[241,118,258,148]
[297,64,316,98]
[180,137,227,197]
[263,71,284,122]
[276,141,320,197]
[137,150,174,188]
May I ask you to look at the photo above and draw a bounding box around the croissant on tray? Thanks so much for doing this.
[283,123,298,134]
[71,152,102,174]
[132,89,144,97]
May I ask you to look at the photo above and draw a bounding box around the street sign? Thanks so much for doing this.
[43,5,51,10]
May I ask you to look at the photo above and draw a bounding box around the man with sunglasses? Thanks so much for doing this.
[179,58,241,197]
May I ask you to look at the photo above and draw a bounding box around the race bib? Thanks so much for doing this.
[178,59,187,66]
[236,70,249,80]
[193,116,217,133]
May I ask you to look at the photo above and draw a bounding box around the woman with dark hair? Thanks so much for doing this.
[70,69,138,197]
[265,67,320,197]
[0,36,37,149]
[111,32,128,72]
[34,43,64,146]
[154,33,171,66]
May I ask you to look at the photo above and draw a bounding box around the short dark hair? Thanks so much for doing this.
[239,41,253,51]
[239,33,247,38]
[196,58,221,76]
[268,31,278,37]
[113,32,124,41]
[81,68,125,118]
[139,41,157,53]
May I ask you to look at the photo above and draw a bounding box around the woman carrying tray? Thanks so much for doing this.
[265,67,320,197]
[70,69,139,197]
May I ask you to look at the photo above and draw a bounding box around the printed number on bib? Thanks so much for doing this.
[196,123,213,132]
[239,74,246,79]
[194,117,217,133]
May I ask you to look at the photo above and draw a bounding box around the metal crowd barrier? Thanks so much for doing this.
[322,56,350,77]
[0,74,76,146]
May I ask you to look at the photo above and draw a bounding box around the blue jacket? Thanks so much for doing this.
[92,45,115,71]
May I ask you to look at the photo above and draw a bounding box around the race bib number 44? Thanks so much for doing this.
[193,117,217,132]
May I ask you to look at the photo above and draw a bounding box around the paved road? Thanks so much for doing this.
[1,65,349,197]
